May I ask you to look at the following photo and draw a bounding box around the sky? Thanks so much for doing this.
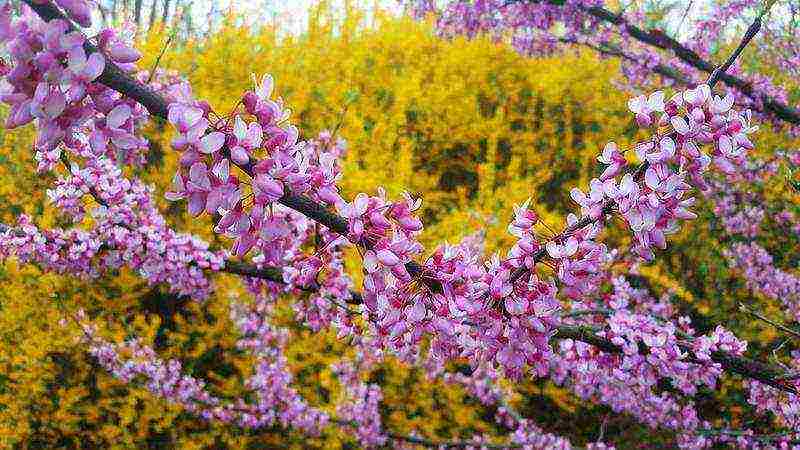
[187,0,404,34]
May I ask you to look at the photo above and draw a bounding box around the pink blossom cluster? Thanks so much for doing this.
[552,274,755,449]
[744,351,800,443]
[331,359,387,448]
[0,145,226,297]
[775,209,800,236]
[229,295,330,432]
[165,78,434,345]
[441,365,582,449]
[127,65,790,446]
[77,296,331,433]
[3,1,800,448]
[0,7,153,169]
[724,242,800,322]
[167,75,296,218]
[0,215,103,278]
[0,4,226,296]
[713,195,765,238]
[585,86,755,260]
[153,17,762,399]
[222,132,361,336]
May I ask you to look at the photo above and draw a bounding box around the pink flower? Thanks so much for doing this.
[627,91,664,127]
[508,198,537,238]
[545,237,578,259]
[254,74,274,100]
[376,249,401,266]
[636,137,675,164]
[597,142,626,181]
[570,179,605,218]
[168,104,224,154]
[55,0,93,27]
[29,83,65,120]
[66,46,105,83]
[253,174,284,204]
[682,84,711,107]
[230,116,263,165]
[168,104,204,132]
[710,91,734,115]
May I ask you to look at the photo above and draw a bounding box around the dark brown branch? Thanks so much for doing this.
[134,0,143,29]
[505,0,800,124]
[223,261,363,305]
[148,0,158,30]
[583,5,800,124]
[553,325,799,395]
[707,13,763,88]
[563,38,692,85]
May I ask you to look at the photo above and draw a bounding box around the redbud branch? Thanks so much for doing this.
[506,0,800,125]
[696,428,800,444]
[507,164,642,285]
[5,213,797,395]
[561,38,692,86]
[582,4,795,121]
[707,13,763,88]
[58,154,110,208]
[553,324,799,395]
[146,32,174,84]
[17,0,800,398]
[21,0,443,295]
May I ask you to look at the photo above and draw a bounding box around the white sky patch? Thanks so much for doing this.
[184,0,404,34]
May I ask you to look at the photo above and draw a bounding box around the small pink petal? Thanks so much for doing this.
[83,53,105,81]
[107,104,131,129]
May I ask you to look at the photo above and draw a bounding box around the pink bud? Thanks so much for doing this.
[398,216,423,232]
[369,211,392,229]
[243,92,259,113]
[376,249,401,266]
[231,146,249,165]
[406,301,426,322]
[55,0,92,27]
[254,175,284,202]
[108,42,142,64]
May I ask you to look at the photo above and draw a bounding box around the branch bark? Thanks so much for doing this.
[148,0,158,31]
[505,1,800,125]
[584,5,800,124]
[160,0,170,24]
[134,0,143,30]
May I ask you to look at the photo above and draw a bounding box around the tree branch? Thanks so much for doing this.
[584,4,799,123]
[21,0,442,294]
[15,0,800,397]
[504,0,800,124]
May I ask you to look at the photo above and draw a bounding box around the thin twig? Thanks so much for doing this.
[697,428,800,443]
[676,0,694,36]
[146,33,175,84]
[503,0,800,124]
[707,16,762,88]
[739,303,800,340]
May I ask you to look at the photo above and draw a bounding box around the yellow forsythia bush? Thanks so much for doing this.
[0,1,799,448]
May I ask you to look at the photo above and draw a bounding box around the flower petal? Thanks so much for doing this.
[199,132,225,154]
